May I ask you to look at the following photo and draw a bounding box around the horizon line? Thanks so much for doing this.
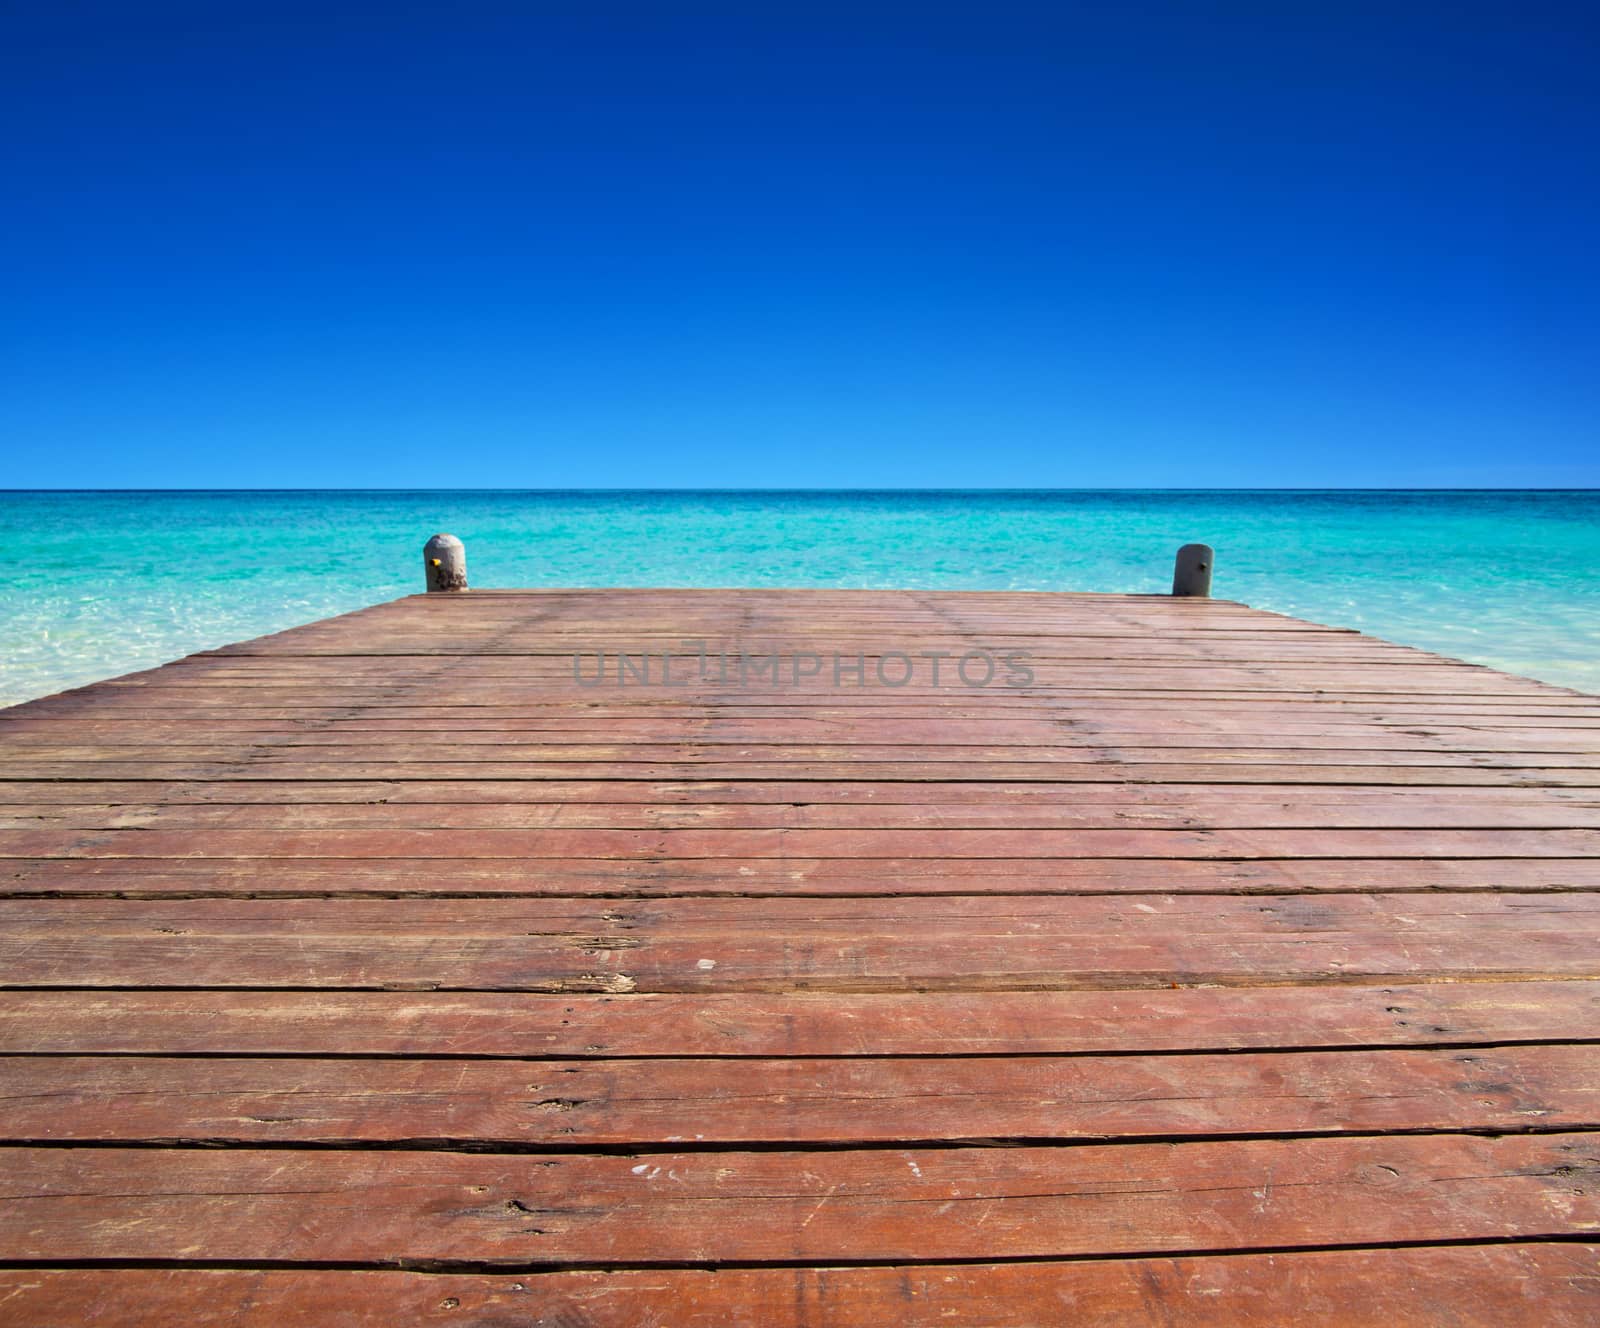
[5,486,1598,496]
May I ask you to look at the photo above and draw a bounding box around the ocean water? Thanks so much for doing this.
[2,489,1597,708]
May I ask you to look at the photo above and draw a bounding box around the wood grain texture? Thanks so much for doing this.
[9,854,1600,898]
[4,1044,1597,1146]
[2,1134,1598,1263]
[1,587,1597,1324]
[3,892,1599,991]
[3,981,1597,1056]
[3,1247,1598,1327]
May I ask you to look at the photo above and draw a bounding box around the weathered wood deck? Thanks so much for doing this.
[1,587,1598,1325]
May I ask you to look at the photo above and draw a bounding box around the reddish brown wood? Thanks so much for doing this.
[10,853,1600,898]
[9,741,1600,768]
[1,587,1597,1322]
[2,892,1598,991]
[4,758,1597,784]
[5,823,1599,861]
[1,1246,1597,1327]
[11,801,1600,832]
[4,1044,1596,1145]
[3,981,1594,1056]
[1,1134,1596,1263]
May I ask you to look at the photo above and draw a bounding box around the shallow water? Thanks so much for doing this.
[3,489,1597,707]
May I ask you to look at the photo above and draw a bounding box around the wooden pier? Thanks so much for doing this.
[1,585,1598,1324]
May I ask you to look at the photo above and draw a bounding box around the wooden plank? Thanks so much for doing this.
[8,794,1600,830]
[3,777,1597,807]
[44,648,1573,674]
[5,981,1595,1056]
[2,894,1597,991]
[48,679,1589,699]
[137,693,1592,717]
[10,707,1600,732]
[7,725,1600,756]
[4,825,1598,861]
[11,741,1599,767]
[16,695,1596,720]
[5,1044,1596,1146]
[1,1134,1596,1263]
[4,1246,1595,1327]
[20,672,1581,699]
[4,760,1598,785]
[10,855,1600,898]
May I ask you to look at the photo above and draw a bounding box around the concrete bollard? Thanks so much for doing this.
[424,534,468,592]
[1172,543,1213,598]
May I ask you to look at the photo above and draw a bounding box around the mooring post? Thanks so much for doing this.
[1172,543,1213,597]
[424,533,468,592]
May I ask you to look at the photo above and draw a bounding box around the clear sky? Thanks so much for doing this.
[2,1,1596,489]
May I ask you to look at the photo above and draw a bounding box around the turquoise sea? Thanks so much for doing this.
[2,490,1597,708]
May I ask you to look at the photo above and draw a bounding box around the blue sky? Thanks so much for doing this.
[2,2,1596,488]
